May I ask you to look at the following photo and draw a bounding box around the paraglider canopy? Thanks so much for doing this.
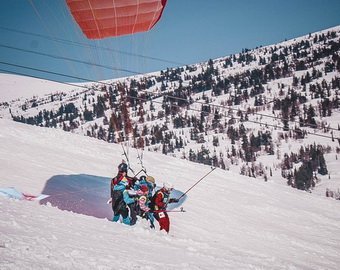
[66,0,167,39]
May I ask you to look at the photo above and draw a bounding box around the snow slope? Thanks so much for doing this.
[1,119,340,269]
[0,73,85,103]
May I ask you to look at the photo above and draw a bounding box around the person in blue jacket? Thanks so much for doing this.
[134,175,156,198]
[133,175,156,228]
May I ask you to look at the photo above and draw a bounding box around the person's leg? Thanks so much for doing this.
[120,205,131,225]
[112,214,120,222]
[157,212,170,233]
[112,201,120,222]
[128,203,137,225]
[147,212,155,229]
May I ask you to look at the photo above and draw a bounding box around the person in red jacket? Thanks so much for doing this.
[150,183,179,233]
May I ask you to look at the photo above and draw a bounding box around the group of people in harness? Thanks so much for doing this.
[108,161,179,233]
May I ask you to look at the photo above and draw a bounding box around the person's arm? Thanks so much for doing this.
[110,178,115,197]
[169,198,179,203]
[123,190,136,205]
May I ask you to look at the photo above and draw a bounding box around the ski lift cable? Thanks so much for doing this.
[1,43,338,133]
[1,64,338,142]
[140,90,340,133]
[0,61,114,87]
[0,43,141,76]
[0,26,185,67]
[0,63,338,141]
[0,68,90,90]
[27,0,80,80]
[1,6,338,132]
[24,0,181,82]
[129,94,339,141]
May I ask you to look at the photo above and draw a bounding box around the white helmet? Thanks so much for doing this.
[163,182,173,192]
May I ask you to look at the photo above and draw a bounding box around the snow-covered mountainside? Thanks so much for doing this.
[1,119,340,269]
[1,25,339,199]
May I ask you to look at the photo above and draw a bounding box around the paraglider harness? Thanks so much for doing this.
[149,188,180,214]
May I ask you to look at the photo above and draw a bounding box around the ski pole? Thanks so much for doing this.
[151,208,186,213]
[178,167,216,200]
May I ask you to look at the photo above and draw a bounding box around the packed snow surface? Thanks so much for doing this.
[1,119,340,269]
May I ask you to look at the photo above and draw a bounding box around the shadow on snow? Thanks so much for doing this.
[40,174,186,220]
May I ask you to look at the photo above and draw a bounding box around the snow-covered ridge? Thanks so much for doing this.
[1,24,340,197]
[0,73,88,103]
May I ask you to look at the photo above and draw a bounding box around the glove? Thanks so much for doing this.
[169,198,179,203]
[107,198,112,204]
[133,177,139,183]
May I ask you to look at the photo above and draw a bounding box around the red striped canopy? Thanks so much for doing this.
[66,0,167,39]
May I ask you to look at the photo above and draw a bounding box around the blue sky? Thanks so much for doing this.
[1,0,340,83]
